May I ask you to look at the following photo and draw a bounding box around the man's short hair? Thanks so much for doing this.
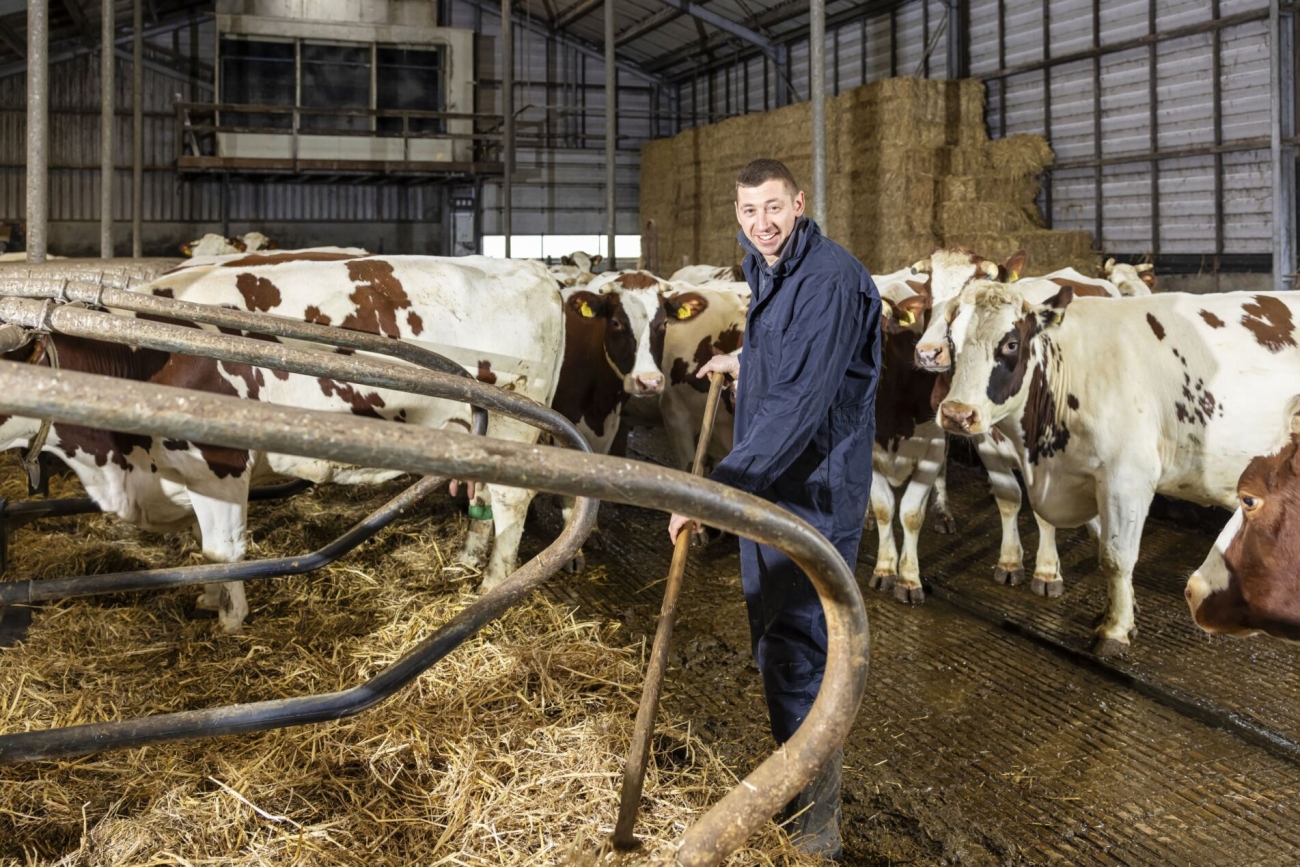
[736,159,800,199]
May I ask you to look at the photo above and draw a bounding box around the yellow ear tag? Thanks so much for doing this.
[675,305,692,319]
[1009,270,1020,282]
[1050,310,1064,325]
[899,310,915,327]
[580,301,595,318]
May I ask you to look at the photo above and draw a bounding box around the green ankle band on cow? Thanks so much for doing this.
[468,504,493,522]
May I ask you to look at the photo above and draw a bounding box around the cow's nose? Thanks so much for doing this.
[939,402,978,433]
[634,373,665,395]
[915,344,946,369]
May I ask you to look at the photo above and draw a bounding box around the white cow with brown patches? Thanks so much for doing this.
[549,251,602,287]
[1102,258,1157,296]
[668,264,740,285]
[929,279,1300,654]
[0,253,565,633]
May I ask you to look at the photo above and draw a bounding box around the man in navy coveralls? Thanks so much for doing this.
[669,159,880,860]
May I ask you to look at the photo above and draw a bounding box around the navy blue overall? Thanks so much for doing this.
[709,217,880,744]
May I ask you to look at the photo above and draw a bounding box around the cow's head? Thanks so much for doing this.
[935,280,1072,437]
[567,273,668,396]
[914,248,1027,369]
[882,294,928,337]
[561,251,601,273]
[1103,258,1157,296]
[1186,402,1300,641]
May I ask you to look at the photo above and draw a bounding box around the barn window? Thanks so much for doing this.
[219,37,295,129]
[300,42,373,132]
[377,46,446,134]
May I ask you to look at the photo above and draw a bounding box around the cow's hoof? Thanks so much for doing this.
[1030,577,1064,598]
[893,583,925,605]
[932,513,957,535]
[564,551,587,574]
[993,566,1024,586]
[869,573,898,592]
[1091,636,1130,658]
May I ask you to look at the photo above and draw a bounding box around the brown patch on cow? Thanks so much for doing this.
[1067,394,1080,411]
[1241,295,1297,353]
[672,326,744,394]
[220,251,361,267]
[407,311,424,336]
[1021,363,1069,463]
[318,377,387,419]
[235,273,282,312]
[476,361,497,385]
[616,271,660,291]
[986,313,1039,405]
[341,259,412,339]
[1146,313,1166,341]
[304,305,331,326]
[1200,310,1225,329]
[876,328,943,451]
[1049,277,1110,298]
[554,296,627,438]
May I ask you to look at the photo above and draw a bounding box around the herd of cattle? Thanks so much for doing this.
[0,241,1291,657]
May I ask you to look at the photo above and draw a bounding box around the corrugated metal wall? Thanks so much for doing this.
[971,0,1272,258]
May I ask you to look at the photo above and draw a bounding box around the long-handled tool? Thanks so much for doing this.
[613,371,726,850]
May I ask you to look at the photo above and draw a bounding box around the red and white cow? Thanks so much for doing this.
[669,264,740,285]
[1,253,565,633]
[931,280,1300,654]
[1185,397,1300,641]
[550,251,602,288]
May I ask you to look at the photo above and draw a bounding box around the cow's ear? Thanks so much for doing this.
[910,257,932,276]
[231,237,247,252]
[591,254,603,266]
[1037,286,1075,328]
[180,242,195,257]
[667,292,708,321]
[1103,257,1117,275]
[568,292,604,318]
[896,295,926,328]
[1137,265,1157,289]
[561,255,574,266]
[1004,249,1028,282]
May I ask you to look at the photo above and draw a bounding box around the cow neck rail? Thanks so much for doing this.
[0,476,437,606]
[0,273,490,437]
[0,362,869,867]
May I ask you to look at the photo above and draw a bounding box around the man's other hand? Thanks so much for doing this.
[668,513,698,544]
[697,353,740,381]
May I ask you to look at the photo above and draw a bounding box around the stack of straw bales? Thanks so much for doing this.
[641,77,1096,276]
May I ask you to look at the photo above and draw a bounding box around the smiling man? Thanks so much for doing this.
[668,158,881,859]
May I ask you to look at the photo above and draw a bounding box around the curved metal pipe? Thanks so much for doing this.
[0,362,868,867]
[0,276,490,436]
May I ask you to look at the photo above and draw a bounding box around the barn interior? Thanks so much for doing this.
[0,1,1297,866]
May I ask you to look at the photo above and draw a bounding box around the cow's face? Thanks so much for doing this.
[567,280,667,396]
[935,281,1071,437]
[914,248,1026,368]
[1187,422,1300,641]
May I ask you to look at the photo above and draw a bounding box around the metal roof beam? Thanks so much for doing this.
[115,46,212,91]
[61,0,91,41]
[616,7,683,47]
[0,11,205,80]
[552,0,603,30]
[0,17,23,58]
[655,0,774,54]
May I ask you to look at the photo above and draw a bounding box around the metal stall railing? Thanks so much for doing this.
[0,357,867,866]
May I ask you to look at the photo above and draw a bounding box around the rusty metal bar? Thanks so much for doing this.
[0,276,489,436]
[613,373,724,849]
[132,0,143,259]
[0,475,436,605]
[0,361,868,867]
[101,0,115,259]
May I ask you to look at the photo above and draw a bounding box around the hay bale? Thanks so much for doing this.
[0,455,818,866]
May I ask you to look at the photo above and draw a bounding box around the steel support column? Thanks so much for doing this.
[132,0,143,258]
[26,0,49,264]
[605,0,617,268]
[101,0,114,259]
[1272,0,1296,290]
[811,0,827,230]
[502,0,513,258]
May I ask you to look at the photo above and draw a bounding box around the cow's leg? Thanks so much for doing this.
[188,487,250,635]
[868,471,899,592]
[1092,478,1153,657]
[455,487,494,571]
[895,439,944,605]
[977,440,1025,586]
[1030,514,1064,598]
[479,483,538,593]
[661,390,700,471]
[930,452,957,535]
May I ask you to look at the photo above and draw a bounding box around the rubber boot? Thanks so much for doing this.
[780,747,843,861]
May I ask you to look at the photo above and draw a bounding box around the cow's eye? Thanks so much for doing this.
[1241,494,1263,513]
[1001,340,1019,356]
[611,319,625,331]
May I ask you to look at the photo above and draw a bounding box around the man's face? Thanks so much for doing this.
[735,179,805,263]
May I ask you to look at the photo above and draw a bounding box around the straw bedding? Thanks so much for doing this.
[0,455,817,866]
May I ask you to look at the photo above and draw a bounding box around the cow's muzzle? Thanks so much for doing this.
[632,372,665,396]
[915,342,950,371]
[939,401,981,435]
